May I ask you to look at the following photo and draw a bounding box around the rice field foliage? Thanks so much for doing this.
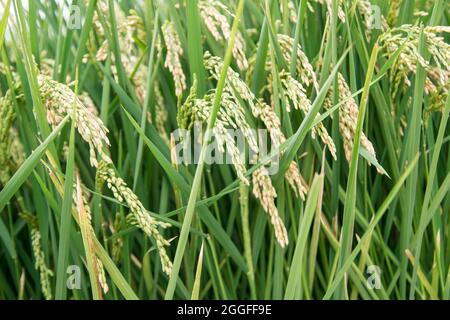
[0,0,449,300]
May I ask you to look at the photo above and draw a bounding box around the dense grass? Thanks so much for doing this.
[0,0,449,300]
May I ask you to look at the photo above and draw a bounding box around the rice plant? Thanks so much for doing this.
[0,0,449,300]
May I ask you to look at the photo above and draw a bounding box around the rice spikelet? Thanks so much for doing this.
[162,21,186,97]
[198,0,248,70]
[379,25,450,100]
[31,228,54,300]
[337,73,379,170]
[0,90,25,185]
[94,9,148,104]
[204,52,309,197]
[313,0,346,22]
[74,174,109,294]
[96,161,173,275]
[357,0,388,39]
[253,100,308,199]
[37,74,111,167]
[387,0,401,27]
[0,91,16,184]
[110,212,124,262]
[153,85,169,143]
[252,167,289,247]
[177,78,252,185]
[280,1,297,23]
[279,71,336,159]
[180,58,308,247]
[36,73,173,275]
[20,213,53,300]
[277,34,319,92]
